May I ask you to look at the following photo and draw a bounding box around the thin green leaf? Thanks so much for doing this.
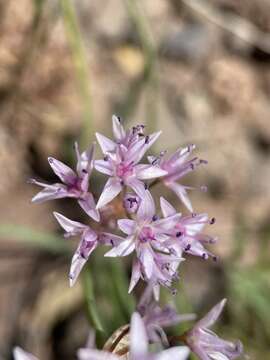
[0,223,69,254]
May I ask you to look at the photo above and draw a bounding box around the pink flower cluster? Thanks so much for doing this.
[31,115,214,293]
[26,115,244,360]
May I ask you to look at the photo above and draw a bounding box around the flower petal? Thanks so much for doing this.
[129,260,141,293]
[156,346,190,360]
[117,219,136,235]
[197,299,227,329]
[69,253,87,287]
[13,347,38,360]
[137,190,155,222]
[135,164,168,180]
[94,160,113,176]
[75,142,95,176]
[167,182,193,212]
[48,157,77,185]
[98,233,125,246]
[130,312,148,357]
[53,212,86,234]
[208,352,230,360]
[31,185,69,203]
[104,237,135,257]
[139,245,154,279]
[78,348,119,360]
[127,178,146,198]
[112,115,126,142]
[95,132,116,154]
[78,193,100,222]
[96,178,122,209]
[160,197,177,218]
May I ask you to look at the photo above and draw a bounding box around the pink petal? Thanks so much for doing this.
[13,347,38,360]
[130,312,148,357]
[75,142,95,176]
[129,260,141,293]
[127,178,146,198]
[78,348,119,360]
[69,252,89,287]
[104,237,135,257]
[137,190,155,222]
[135,164,168,180]
[160,197,177,218]
[94,160,113,176]
[31,185,69,203]
[167,182,193,212]
[112,115,126,141]
[95,132,116,154]
[139,245,154,279]
[154,213,181,231]
[153,284,160,301]
[98,233,125,246]
[48,157,77,185]
[53,212,86,233]
[208,352,230,360]
[78,193,100,222]
[96,178,122,209]
[156,346,190,360]
[117,219,136,235]
[197,299,227,329]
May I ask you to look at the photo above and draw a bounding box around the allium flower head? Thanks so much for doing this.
[105,191,184,295]
[160,197,217,260]
[54,212,123,286]
[94,116,167,208]
[78,312,190,360]
[138,285,196,344]
[149,145,207,212]
[185,299,243,360]
[30,143,100,221]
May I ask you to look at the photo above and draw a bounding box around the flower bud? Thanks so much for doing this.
[123,192,140,214]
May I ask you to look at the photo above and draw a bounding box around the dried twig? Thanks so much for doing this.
[181,0,270,53]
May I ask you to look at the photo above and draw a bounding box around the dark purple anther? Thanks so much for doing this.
[176,231,182,237]
[145,135,149,144]
[210,217,216,225]
[185,244,191,251]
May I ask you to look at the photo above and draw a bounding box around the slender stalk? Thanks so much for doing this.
[82,266,106,345]
[0,224,69,254]
[59,0,94,145]
[123,0,159,131]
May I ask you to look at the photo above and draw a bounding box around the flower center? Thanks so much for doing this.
[139,226,155,243]
[116,162,134,179]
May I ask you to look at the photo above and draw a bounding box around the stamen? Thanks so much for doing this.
[176,231,182,237]
[200,185,208,192]
[185,244,191,251]
[209,217,216,225]
[145,135,149,144]
[171,288,178,296]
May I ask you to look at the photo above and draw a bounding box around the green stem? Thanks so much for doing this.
[0,224,69,254]
[60,0,93,146]
[82,266,106,344]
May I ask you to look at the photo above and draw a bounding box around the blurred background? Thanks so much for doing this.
[0,0,270,359]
